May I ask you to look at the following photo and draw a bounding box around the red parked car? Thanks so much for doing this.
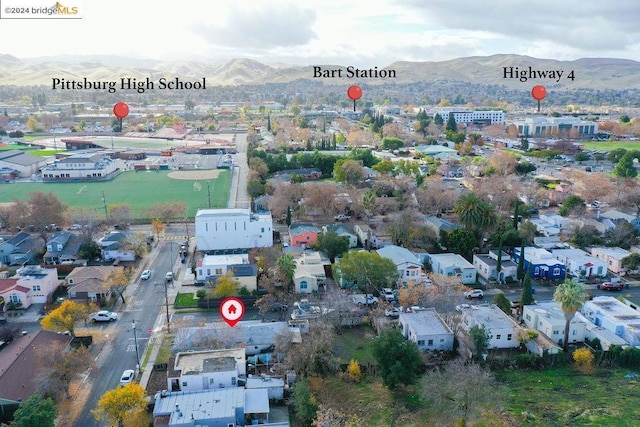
[598,282,623,291]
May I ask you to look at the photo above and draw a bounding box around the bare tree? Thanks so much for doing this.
[275,322,339,376]
[421,359,508,426]
[36,342,96,401]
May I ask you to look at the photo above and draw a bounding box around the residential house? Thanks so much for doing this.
[428,253,477,285]
[0,278,32,309]
[196,254,257,292]
[574,312,629,351]
[513,246,566,280]
[152,388,275,427]
[569,217,606,234]
[321,225,357,248]
[353,224,382,249]
[43,231,82,265]
[399,309,454,351]
[98,231,136,262]
[376,245,422,285]
[473,250,517,284]
[459,304,520,349]
[0,232,42,266]
[424,216,461,236]
[293,251,327,294]
[245,375,285,403]
[551,248,607,278]
[14,265,59,304]
[173,321,290,356]
[590,247,631,275]
[0,330,72,409]
[529,214,570,237]
[66,265,120,302]
[195,208,273,252]
[288,223,318,248]
[581,296,640,347]
[167,348,246,392]
[533,236,569,251]
[522,301,586,346]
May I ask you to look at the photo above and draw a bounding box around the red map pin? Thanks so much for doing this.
[113,102,129,119]
[220,297,245,327]
[347,85,362,111]
[531,85,547,112]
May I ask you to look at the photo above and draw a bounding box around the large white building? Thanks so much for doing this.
[460,304,520,350]
[195,209,273,251]
[434,109,505,125]
[512,116,598,137]
[581,296,640,347]
[41,152,120,181]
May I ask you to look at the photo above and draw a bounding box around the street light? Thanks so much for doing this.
[132,319,141,372]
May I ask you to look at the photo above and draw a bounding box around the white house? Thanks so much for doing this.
[529,214,570,237]
[353,224,382,249]
[574,312,629,351]
[522,301,586,346]
[376,245,422,285]
[429,253,477,285]
[590,247,631,275]
[473,250,517,284]
[196,253,257,292]
[460,304,520,349]
[581,296,640,347]
[551,248,607,278]
[167,348,246,392]
[293,251,327,294]
[399,309,454,351]
[14,265,59,304]
[195,208,273,251]
[98,232,136,262]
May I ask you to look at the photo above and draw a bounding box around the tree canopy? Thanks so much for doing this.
[40,300,93,337]
[92,382,147,427]
[12,394,57,427]
[372,329,423,389]
[314,230,349,263]
[337,251,398,291]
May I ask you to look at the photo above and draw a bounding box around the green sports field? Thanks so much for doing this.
[0,169,231,220]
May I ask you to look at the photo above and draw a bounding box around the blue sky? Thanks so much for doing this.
[1,0,639,65]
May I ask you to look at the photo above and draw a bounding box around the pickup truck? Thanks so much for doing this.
[350,294,378,306]
[91,310,118,322]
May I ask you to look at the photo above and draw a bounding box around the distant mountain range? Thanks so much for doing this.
[1,53,639,90]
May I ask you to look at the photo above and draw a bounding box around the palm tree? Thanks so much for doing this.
[454,193,497,249]
[277,254,296,293]
[553,279,587,351]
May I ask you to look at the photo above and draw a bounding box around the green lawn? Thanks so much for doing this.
[174,292,198,308]
[581,140,640,152]
[497,366,640,426]
[0,169,230,220]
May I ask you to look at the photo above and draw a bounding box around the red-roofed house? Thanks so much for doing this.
[0,278,32,310]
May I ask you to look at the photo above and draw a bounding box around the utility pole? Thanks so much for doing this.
[207,182,212,208]
[132,319,141,372]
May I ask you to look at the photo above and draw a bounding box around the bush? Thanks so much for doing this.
[515,353,543,369]
[573,348,594,374]
[616,347,640,368]
[346,359,362,383]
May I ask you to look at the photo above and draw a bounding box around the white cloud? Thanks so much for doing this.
[0,0,638,64]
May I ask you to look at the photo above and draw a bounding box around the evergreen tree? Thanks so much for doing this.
[495,238,503,283]
[434,113,444,125]
[521,266,535,305]
[267,115,271,131]
[446,114,457,132]
[517,241,526,282]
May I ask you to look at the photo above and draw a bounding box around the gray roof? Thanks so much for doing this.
[153,388,244,423]
[0,150,42,166]
[173,321,288,353]
[377,245,421,266]
[399,309,453,336]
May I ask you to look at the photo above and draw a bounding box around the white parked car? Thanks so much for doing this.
[91,310,118,322]
[464,289,484,299]
[165,272,173,282]
[381,288,395,302]
[140,270,151,280]
[119,369,135,386]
